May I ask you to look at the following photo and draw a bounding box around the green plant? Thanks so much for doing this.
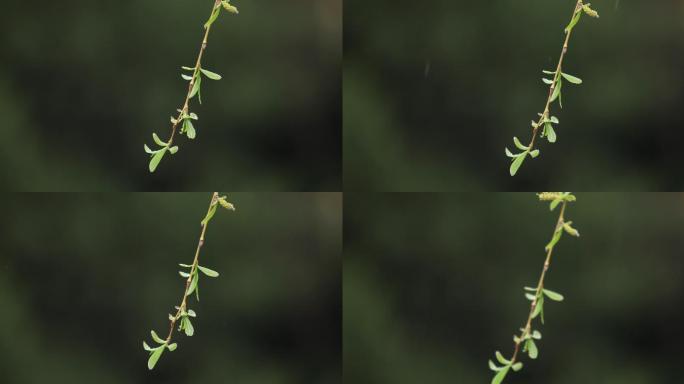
[143,192,235,370]
[506,1,599,176]
[145,0,239,173]
[488,192,579,383]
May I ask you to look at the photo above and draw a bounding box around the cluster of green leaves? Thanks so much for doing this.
[506,1,599,176]
[488,192,579,384]
[144,0,239,173]
[143,193,235,370]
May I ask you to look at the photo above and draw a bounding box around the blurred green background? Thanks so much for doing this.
[344,193,684,383]
[344,1,684,190]
[0,0,341,191]
[0,192,341,383]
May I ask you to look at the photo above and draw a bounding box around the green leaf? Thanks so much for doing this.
[529,149,540,158]
[525,293,536,301]
[152,133,168,147]
[149,147,168,173]
[167,343,177,351]
[491,366,510,384]
[169,146,179,155]
[512,362,523,371]
[189,112,199,120]
[526,339,538,359]
[542,78,553,85]
[565,10,582,33]
[183,119,196,139]
[513,136,528,151]
[561,72,583,84]
[201,204,218,226]
[147,347,164,370]
[549,116,559,124]
[488,360,502,372]
[186,273,199,297]
[181,66,195,71]
[179,263,193,268]
[542,70,556,75]
[524,286,537,292]
[531,295,544,319]
[184,317,194,336]
[495,351,510,365]
[201,68,222,80]
[179,271,190,278]
[510,151,528,176]
[189,76,202,99]
[143,341,153,351]
[543,289,565,302]
[505,148,518,158]
[197,265,219,277]
[150,330,165,344]
[545,228,563,251]
[545,123,557,143]
[181,74,193,81]
[187,309,197,317]
[532,330,542,340]
[204,6,222,29]
[550,79,562,103]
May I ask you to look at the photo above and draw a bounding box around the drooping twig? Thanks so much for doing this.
[488,192,580,384]
[144,0,239,172]
[506,1,599,176]
[143,192,236,370]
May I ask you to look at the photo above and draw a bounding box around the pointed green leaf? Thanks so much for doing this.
[183,119,196,139]
[545,123,557,143]
[187,309,197,317]
[179,263,193,268]
[561,72,583,84]
[186,273,198,297]
[204,6,221,29]
[168,146,179,155]
[147,347,164,370]
[179,271,190,278]
[189,76,202,99]
[184,317,194,336]
[513,136,528,151]
[565,10,582,33]
[495,351,510,365]
[182,66,195,71]
[529,149,540,158]
[143,341,153,351]
[488,360,502,372]
[550,79,562,103]
[150,330,165,344]
[152,133,168,147]
[201,68,222,80]
[543,289,565,302]
[510,151,528,176]
[531,295,544,319]
[167,343,177,351]
[149,147,168,173]
[492,366,510,384]
[197,265,219,277]
[181,74,193,81]
[542,70,556,75]
[201,204,218,226]
[542,78,553,85]
[512,362,523,371]
[526,339,538,359]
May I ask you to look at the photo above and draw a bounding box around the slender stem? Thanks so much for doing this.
[509,202,567,363]
[164,192,219,343]
[527,0,583,150]
[167,0,222,145]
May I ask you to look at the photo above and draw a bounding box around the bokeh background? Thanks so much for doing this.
[344,1,684,190]
[344,193,684,383]
[0,0,341,191]
[0,192,341,383]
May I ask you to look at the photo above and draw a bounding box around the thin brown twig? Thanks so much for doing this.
[526,0,583,150]
[509,202,567,364]
[164,192,219,343]
[166,0,222,146]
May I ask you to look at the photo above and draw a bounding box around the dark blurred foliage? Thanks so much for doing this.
[0,0,341,191]
[344,193,684,383]
[344,0,684,190]
[0,193,341,383]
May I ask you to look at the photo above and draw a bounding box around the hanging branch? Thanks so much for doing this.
[144,0,239,173]
[143,192,236,370]
[488,192,580,384]
[506,1,599,176]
